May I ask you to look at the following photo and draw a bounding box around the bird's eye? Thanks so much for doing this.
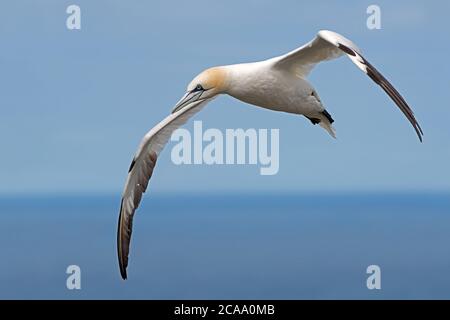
[194,84,204,91]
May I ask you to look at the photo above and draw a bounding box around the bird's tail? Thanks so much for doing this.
[320,121,336,138]
[318,110,336,139]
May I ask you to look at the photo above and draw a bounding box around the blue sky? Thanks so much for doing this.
[0,0,449,194]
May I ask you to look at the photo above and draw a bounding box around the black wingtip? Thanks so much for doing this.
[359,55,424,144]
[417,131,424,143]
[120,266,128,280]
[118,244,128,280]
[117,200,128,280]
[337,43,356,56]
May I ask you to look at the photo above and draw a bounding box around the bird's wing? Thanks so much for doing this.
[117,99,210,279]
[272,30,423,141]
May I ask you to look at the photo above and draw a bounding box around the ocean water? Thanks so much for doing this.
[0,193,449,299]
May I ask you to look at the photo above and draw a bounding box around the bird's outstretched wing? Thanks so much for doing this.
[117,99,210,279]
[272,30,423,142]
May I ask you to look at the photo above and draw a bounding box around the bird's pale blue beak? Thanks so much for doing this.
[172,90,205,114]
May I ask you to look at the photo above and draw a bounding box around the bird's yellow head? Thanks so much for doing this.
[172,67,229,113]
[187,67,228,93]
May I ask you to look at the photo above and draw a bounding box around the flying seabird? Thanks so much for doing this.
[117,30,423,279]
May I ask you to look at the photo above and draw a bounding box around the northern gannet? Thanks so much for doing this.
[117,30,423,279]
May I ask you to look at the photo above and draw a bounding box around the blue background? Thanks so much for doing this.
[0,0,449,299]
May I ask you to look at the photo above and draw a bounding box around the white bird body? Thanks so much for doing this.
[225,61,321,116]
[116,30,423,279]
